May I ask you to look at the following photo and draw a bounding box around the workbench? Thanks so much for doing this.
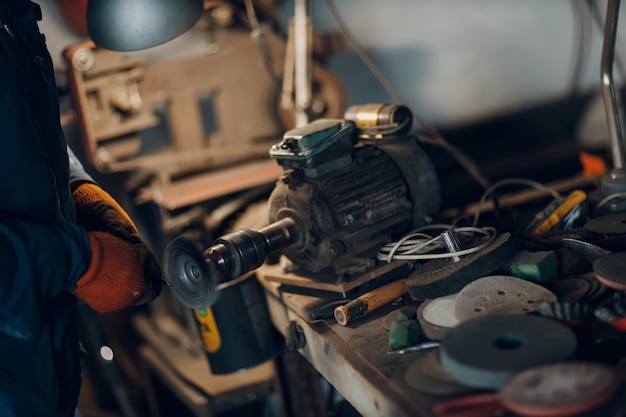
[258,263,626,417]
[258,264,441,417]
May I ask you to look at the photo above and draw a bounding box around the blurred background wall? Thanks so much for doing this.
[40,0,626,130]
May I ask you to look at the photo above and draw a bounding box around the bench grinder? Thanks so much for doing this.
[163,114,441,373]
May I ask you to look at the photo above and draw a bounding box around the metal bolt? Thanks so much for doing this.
[441,230,461,262]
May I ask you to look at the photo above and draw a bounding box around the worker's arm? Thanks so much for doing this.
[68,152,163,311]
[0,219,92,340]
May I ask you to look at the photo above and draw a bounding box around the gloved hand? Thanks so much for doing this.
[71,181,162,312]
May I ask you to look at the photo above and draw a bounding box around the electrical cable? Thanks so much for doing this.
[322,0,492,190]
[595,190,626,210]
[471,177,562,227]
[380,178,563,263]
[377,224,497,263]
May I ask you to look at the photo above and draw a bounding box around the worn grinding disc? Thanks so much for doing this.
[382,306,418,331]
[406,232,517,300]
[500,362,619,417]
[454,275,557,322]
[416,294,460,340]
[419,349,458,383]
[382,310,399,331]
[404,351,476,396]
[581,275,611,303]
[584,212,626,235]
[550,277,591,303]
[593,252,626,290]
[439,314,578,390]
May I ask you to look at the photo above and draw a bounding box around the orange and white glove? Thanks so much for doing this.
[71,181,162,312]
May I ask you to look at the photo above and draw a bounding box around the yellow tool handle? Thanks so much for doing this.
[334,279,407,326]
[531,190,587,236]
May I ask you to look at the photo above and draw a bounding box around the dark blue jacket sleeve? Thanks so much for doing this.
[0,220,91,340]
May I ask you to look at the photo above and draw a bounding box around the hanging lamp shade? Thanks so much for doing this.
[86,0,204,51]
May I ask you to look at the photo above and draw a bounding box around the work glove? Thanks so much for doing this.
[71,181,162,312]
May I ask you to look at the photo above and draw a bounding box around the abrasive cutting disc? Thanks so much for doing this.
[163,237,220,308]
[404,350,476,396]
[416,294,460,340]
[584,212,626,234]
[453,275,557,322]
[381,306,418,331]
[439,314,578,390]
[500,362,619,417]
[593,251,626,290]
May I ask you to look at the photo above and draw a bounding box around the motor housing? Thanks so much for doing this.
[268,119,441,274]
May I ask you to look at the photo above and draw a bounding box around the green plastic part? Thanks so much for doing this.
[501,250,558,285]
[388,319,422,349]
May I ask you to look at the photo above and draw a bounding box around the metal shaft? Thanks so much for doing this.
[601,0,626,170]
[441,230,462,263]
[294,0,311,127]
[206,217,298,280]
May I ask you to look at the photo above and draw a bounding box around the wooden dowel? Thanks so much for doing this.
[334,279,407,326]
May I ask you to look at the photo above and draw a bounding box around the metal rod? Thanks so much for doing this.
[601,0,626,170]
[441,230,461,262]
[294,0,311,127]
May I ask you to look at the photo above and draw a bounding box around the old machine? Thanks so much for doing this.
[163,105,442,310]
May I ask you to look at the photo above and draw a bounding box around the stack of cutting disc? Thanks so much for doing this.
[549,272,609,303]
[404,349,476,396]
[416,275,558,340]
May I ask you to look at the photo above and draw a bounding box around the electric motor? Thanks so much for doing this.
[164,117,441,308]
[267,119,441,274]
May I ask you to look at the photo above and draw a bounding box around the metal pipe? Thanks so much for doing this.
[601,0,626,170]
[441,230,461,263]
[294,0,311,127]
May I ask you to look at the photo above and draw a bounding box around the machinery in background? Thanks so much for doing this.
[61,4,347,415]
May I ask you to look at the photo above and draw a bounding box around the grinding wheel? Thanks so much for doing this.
[404,351,476,396]
[382,309,400,331]
[163,237,220,308]
[381,306,418,331]
[499,362,619,417]
[439,314,578,390]
[416,294,460,340]
[406,232,517,300]
[550,277,591,302]
[433,361,619,417]
[593,251,626,290]
[453,275,557,322]
[584,212,626,235]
